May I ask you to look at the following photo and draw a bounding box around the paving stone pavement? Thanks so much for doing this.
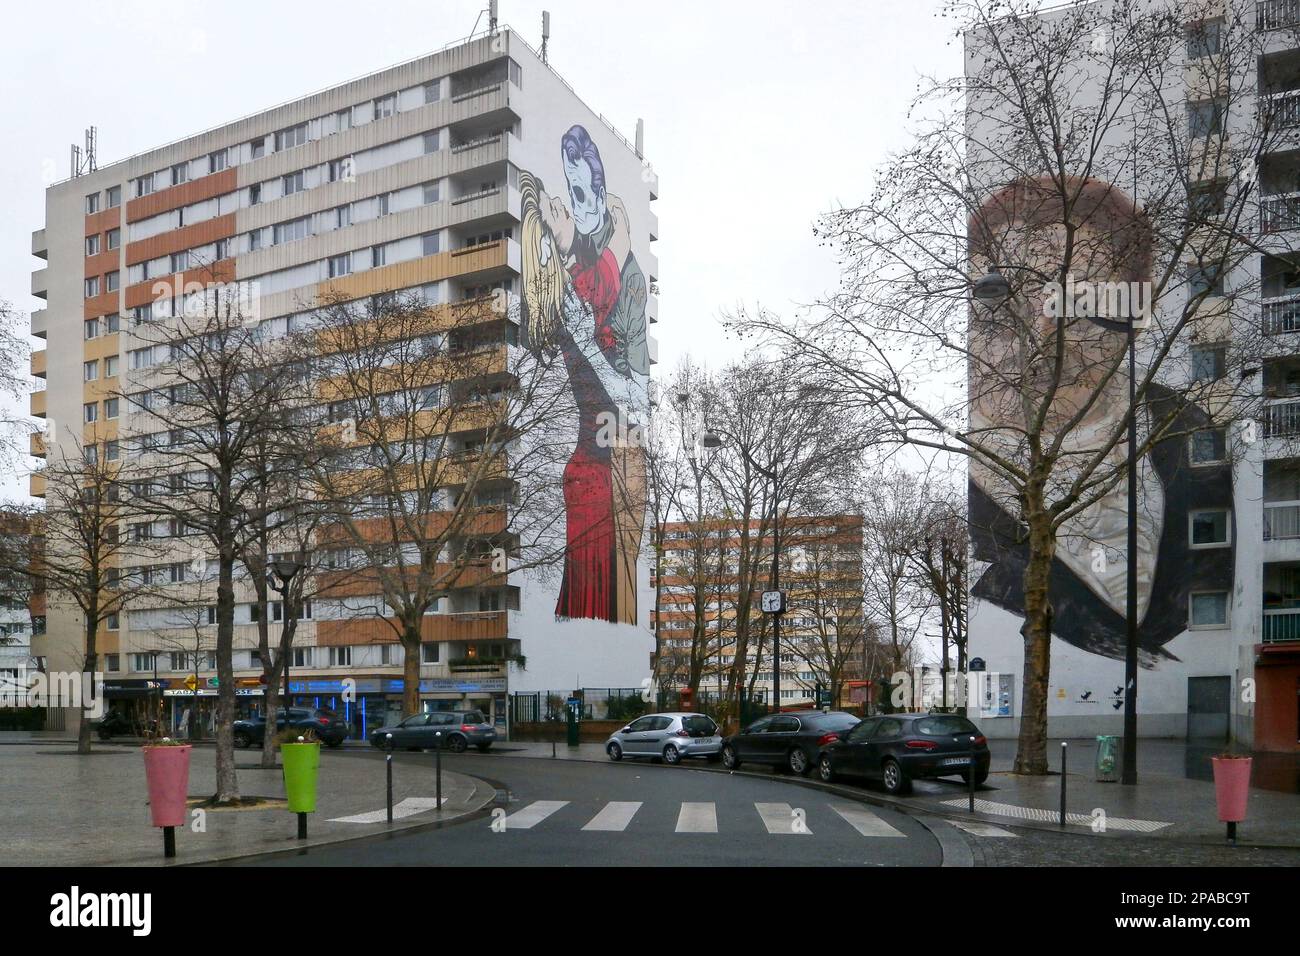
[0,743,494,866]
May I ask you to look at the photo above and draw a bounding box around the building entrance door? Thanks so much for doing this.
[1186,676,1230,742]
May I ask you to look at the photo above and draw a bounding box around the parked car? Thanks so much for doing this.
[369,711,497,753]
[232,707,349,748]
[720,710,862,775]
[605,713,722,765]
[94,709,157,740]
[815,713,990,794]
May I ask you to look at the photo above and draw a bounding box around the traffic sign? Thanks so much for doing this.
[183,675,199,692]
[207,677,219,688]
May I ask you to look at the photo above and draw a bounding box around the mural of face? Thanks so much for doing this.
[564,154,606,237]
[541,188,576,258]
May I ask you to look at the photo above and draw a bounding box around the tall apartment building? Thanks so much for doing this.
[653,514,866,708]
[29,26,658,738]
[966,0,1300,752]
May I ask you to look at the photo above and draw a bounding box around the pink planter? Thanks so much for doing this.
[142,744,192,828]
[1211,756,1252,823]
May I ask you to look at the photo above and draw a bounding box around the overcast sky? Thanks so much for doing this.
[1,0,961,498]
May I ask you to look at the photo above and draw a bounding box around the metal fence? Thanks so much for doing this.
[507,687,773,725]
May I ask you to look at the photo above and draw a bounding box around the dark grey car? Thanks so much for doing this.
[370,710,497,753]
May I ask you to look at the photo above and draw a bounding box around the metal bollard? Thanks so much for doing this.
[297,812,307,839]
[434,731,443,809]
[1059,742,1067,828]
[163,826,176,859]
[968,735,976,813]
[385,733,394,824]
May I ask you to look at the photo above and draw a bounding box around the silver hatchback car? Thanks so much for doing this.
[605,712,723,765]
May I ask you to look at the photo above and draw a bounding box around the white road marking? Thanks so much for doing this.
[328,797,445,824]
[755,802,811,834]
[946,818,1017,838]
[829,802,906,838]
[502,800,569,829]
[675,802,718,833]
[582,801,643,831]
[937,798,1170,831]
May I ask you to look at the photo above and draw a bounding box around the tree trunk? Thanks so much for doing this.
[213,546,240,803]
[77,615,97,755]
[1014,506,1055,775]
[401,622,422,717]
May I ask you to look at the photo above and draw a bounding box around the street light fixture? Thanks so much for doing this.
[973,265,1141,784]
[268,556,305,724]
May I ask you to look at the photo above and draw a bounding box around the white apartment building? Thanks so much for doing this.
[29,24,658,738]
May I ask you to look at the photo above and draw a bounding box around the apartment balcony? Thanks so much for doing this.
[29,473,45,498]
[30,350,46,379]
[29,309,46,339]
[315,610,508,646]
[29,431,45,459]
[1262,292,1300,335]
[31,228,46,260]
[1260,0,1300,34]
[29,390,45,418]
[1263,607,1300,642]
[31,268,47,301]
[1260,190,1300,233]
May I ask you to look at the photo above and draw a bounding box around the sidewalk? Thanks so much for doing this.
[0,743,496,866]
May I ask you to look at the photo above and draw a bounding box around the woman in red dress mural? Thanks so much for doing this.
[518,125,650,626]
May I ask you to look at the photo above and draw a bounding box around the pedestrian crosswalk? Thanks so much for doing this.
[496,799,919,837]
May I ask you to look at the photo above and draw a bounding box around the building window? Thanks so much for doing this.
[209,149,228,173]
[85,234,100,256]
[282,171,305,196]
[374,94,397,119]
[84,276,99,298]
[1189,181,1226,219]
[214,238,229,260]
[106,614,119,631]
[372,245,387,268]
[106,228,120,250]
[248,183,261,206]
[1188,98,1225,139]
[85,192,100,214]
[421,643,440,664]
[105,654,120,672]
[328,158,353,183]
[1190,427,1226,464]
[292,646,310,667]
[1186,18,1222,59]
[422,232,440,257]
[274,123,308,151]
[423,131,440,154]
[423,181,440,205]
[336,108,352,132]
[83,360,99,382]
[424,80,441,104]
[508,59,522,87]
[1189,508,1231,548]
[1189,591,1229,628]
[171,163,189,186]
[131,653,153,672]
[1186,263,1224,298]
[105,270,119,292]
[135,175,155,198]
[105,397,119,419]
[1191,345,1225,382]
[106,440,119,461]
[106,186,121,208]
[335,205,352,229]
[84,318,100,340]
[329,645,353,667]
[84,402,98,423]
[250,137,266,160]
[328,253,352,278]
[105,356,119,377]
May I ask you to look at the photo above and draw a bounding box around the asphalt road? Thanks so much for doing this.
[240,751,944,867]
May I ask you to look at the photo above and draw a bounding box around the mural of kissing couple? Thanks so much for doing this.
[518,124,650,627]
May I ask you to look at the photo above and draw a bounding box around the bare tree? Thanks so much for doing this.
[307,291,571,717]
[907,486,970,712]
[736,0,1279,771]
[0,300,33,474]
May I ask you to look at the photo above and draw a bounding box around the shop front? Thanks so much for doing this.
[163,683,264,738]
[101,679,165,730]
[278,676,510,739]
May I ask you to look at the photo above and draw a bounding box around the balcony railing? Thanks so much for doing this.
[1261,190,1300,232]
[1263,607,1300,642]
[1259,0,1300,31]
[1262,398,1300,437]
[1263,293,1300,334]
[1264,500,1300,538]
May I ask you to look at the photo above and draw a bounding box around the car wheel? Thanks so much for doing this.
[721,745,741,770]
[663,744,681,765]
[882,758,912,795]
[788,748,810,776]
[607,742,623,761]
[818,753,836,783]
[449,735,468,754]
[233,731,251,749]
[960,769,989,786]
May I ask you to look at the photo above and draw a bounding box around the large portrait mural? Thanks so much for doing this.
[968,176,1235,666]
[518,124,650,626]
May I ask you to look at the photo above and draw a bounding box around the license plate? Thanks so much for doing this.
[941,756,969,766]
[696,737,716,746]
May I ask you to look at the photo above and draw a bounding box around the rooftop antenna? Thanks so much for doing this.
[541,11,550,64]
[70,143,82,179]
[635,118,644,159]
[85,126,98,173]
[489,0,498,34]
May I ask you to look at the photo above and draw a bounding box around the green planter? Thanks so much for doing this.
[281,742,321,813]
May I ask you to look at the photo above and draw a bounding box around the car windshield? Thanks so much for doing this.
[460,713,485,724]
[683,716,717,735]
[915,716,980,736]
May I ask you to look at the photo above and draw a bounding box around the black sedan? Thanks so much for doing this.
[369,711,497,753]
[232,707,349,748]
[815,713,990,794]
[720,710,863,775]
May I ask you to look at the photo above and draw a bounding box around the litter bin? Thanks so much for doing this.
[1095,735,1121,782]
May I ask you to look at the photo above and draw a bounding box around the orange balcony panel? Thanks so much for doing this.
[125,213,236,267]
[30,351,46,378]
[316,562,505,598]
[85,206,122,238]
[123,259,237,311]
[29,431,46,458]
[315,611,507,647]
[126,168,237,223]
[30,390,46,418]
[83,290,120,320]
[29,473,46,498]
[316,508,507,547]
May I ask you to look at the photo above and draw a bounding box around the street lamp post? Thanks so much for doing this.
[975,266,1140,784]
[268,557,304,726]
